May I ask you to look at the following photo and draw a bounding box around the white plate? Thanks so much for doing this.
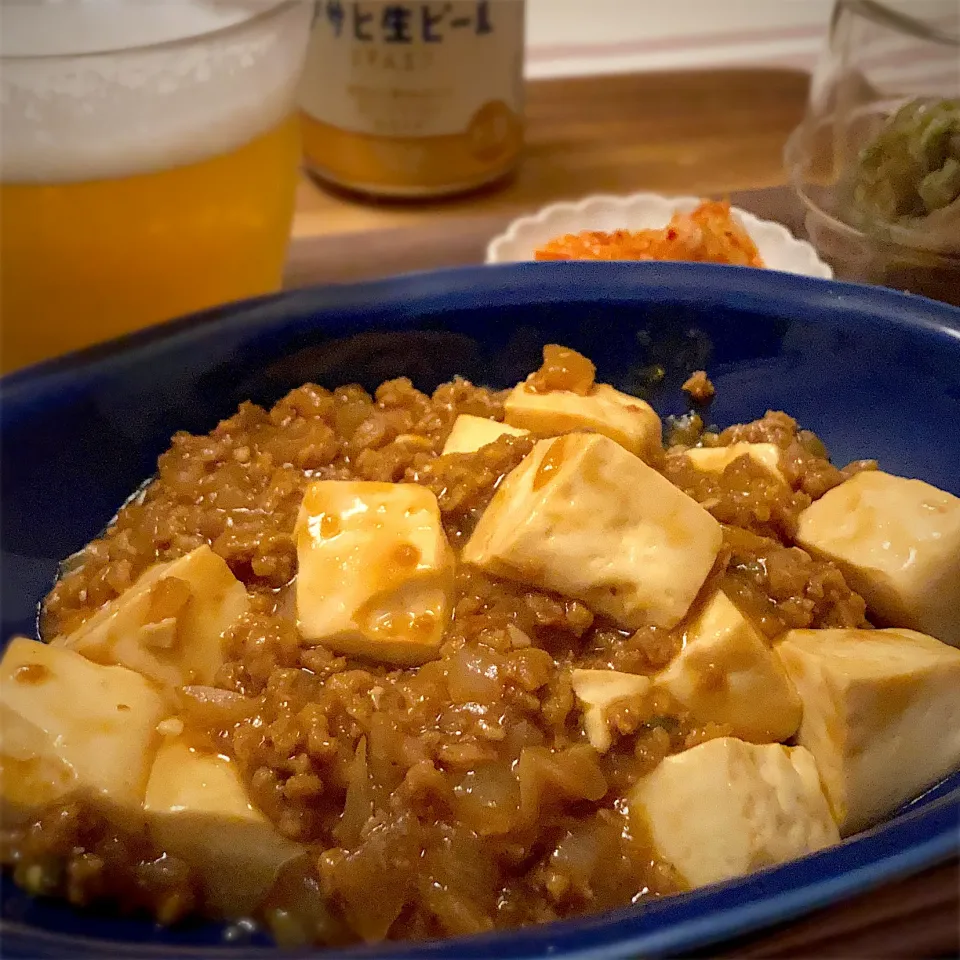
[486,193,833,280]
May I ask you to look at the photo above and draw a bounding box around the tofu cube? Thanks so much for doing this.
[463,433,722,630]
[795,471,960,646]
[441,414,529,456]
[776,627,960,835]
[571,669,652,752]
[655,590,801,743]
[685,443,785,482]
[0,637,166,825]
[296,481,454,665]
[53,544,249,689]
[144,740,305,916]
[629,737,839,889]
[504,382,662,463]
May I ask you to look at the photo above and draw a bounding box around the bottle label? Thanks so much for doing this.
[299,0,525,194]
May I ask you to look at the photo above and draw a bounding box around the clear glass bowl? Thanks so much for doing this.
[785,0,960,305]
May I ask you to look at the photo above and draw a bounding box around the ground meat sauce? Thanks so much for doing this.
[6,350,873,947]
[525,344,597,395]
[681,369,715,404]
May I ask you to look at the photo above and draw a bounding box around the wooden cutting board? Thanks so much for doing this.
[285,67,813,288]
[284,183,806,287]
[715,857,958,959]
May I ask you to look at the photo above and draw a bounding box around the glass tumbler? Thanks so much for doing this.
[785,0,960,304]
[0,1,313,373]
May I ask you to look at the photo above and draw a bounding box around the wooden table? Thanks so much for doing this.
[285,67,959,958]
[286,67,811,286]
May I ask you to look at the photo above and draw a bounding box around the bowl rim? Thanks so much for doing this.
[2,261,959,959]
[2,789,957,959]
[3,260,960,396]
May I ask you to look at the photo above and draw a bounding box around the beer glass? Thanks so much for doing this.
[1,2,312,373]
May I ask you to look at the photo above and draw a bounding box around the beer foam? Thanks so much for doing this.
[0,1,278,57]
[0,1,311,182]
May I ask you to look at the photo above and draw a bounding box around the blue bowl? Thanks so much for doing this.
[2,262,959,959]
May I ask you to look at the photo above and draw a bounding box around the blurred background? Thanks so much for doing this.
[2,0,958,370]
[526,0,836,76]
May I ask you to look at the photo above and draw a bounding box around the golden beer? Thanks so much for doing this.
[0,2,312,373]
